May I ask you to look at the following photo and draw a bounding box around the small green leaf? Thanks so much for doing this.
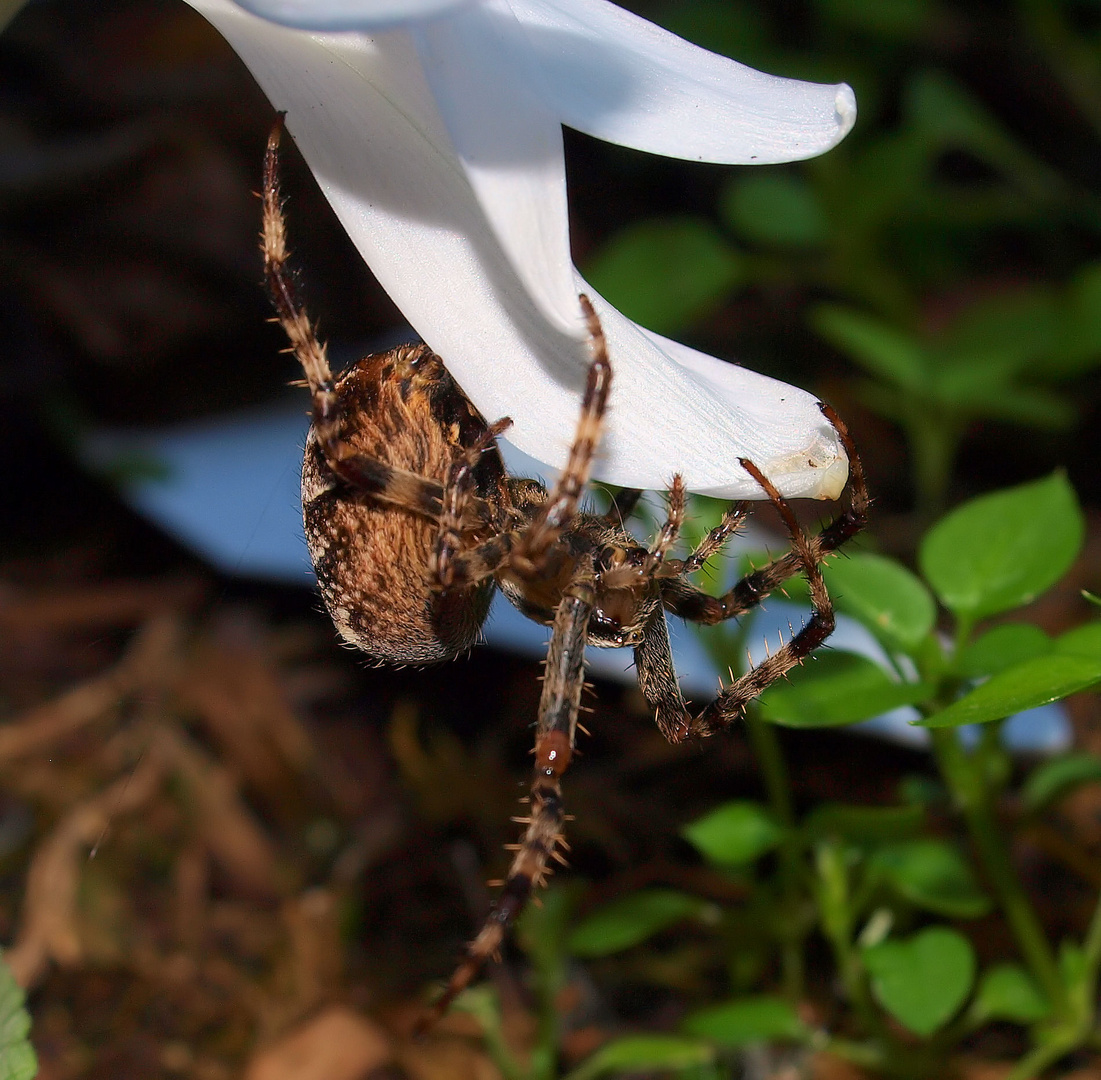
[564,1035,716,1080]
[972,964,1051,1024]
[0,950,36,1080]
[863,927,976,1036]
[568,890,708,957]
[870,840,990,917]
[956,624,1051,678]
[681,996,805,1047]
[1022,752,1101,814]
[813,305,929,393]
[919,653,1101,729]
[758,651,930,728]
[682,802,784,867]
[802,803,925,846]
[919,473,1084,620]
[822,554,936,653]
[584,217,743,336]
[1056,621,1101,659]
[721,173,829,249]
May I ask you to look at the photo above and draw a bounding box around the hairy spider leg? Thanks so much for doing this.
[264,118,473,530]
[418,570,595,1031]
[517,296,611,565]
[428,297,613,590]
[660,404,868,628]
[435,416,513,587]
[683,458,837,738]
[635,410,868,741]
[659,499,752,579]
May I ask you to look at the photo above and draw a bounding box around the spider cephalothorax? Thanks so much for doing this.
[262,118,868,1025]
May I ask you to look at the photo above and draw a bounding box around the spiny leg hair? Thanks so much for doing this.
[431,295,612,589]
[638,409,868,741]
[264,118,461,527]
[419,571,595,1030]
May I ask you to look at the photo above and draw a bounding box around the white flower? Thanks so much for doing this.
[185,0,856,498]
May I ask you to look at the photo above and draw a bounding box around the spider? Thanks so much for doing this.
[261,119,868,1026]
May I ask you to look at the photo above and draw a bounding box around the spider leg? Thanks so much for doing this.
[263,119,447,520]
[648,476,686,561]
[518,296,611,564]
[435,416,513,588]
[660,407,868,623]
[432,295,612,589]
[418,568,595,1031]
[684,458,835,740]
[633,605,692,742]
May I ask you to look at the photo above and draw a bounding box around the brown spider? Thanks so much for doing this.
[261,120,868,1026]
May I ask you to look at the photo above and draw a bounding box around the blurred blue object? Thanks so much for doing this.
[80,402,1071,755]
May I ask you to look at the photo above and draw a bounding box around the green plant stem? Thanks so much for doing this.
[744,713,804,1001]
[1006,1031,1079,1080]
[906,414,965,522]
[814,841,884,1040]
[930,728,1068,1017]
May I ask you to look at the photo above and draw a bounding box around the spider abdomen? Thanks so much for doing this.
[301,345,507,665]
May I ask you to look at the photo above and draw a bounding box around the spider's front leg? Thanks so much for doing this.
[263,120,448,520]
[418,566,594,1031]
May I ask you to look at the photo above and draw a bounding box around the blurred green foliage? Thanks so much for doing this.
[460,470,1100,1078]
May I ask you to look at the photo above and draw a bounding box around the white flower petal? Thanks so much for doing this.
[234,0,471,29]
[508,0,856,163]
[412,3,582,335]
[188,0,847,498]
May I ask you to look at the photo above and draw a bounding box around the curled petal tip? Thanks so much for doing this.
[835,83,857,141]
[758,425,850,502]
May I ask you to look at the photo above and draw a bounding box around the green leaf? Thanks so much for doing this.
[919,653,1101,729]
[918,473,1084,620]
[863,927,976,1036]
[905,72,1060,200]
[802,803,925,846]
[870,840,991,917]
[971,964,1051,1024]
[956,624,1051,678]
[720,173,829,250]
[564,1036,716,1080]
[681,802,784,867]
[939,289,1059,377]
[822,554,936,653]
[1056,621,1101,659]
[0,950,36,1080]
[584,217,743,336]
[567,890,708,957]
[681,996,805,1047]
[1022,753,1101,814]
[758,651,931,728]
[813,305,929,393]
